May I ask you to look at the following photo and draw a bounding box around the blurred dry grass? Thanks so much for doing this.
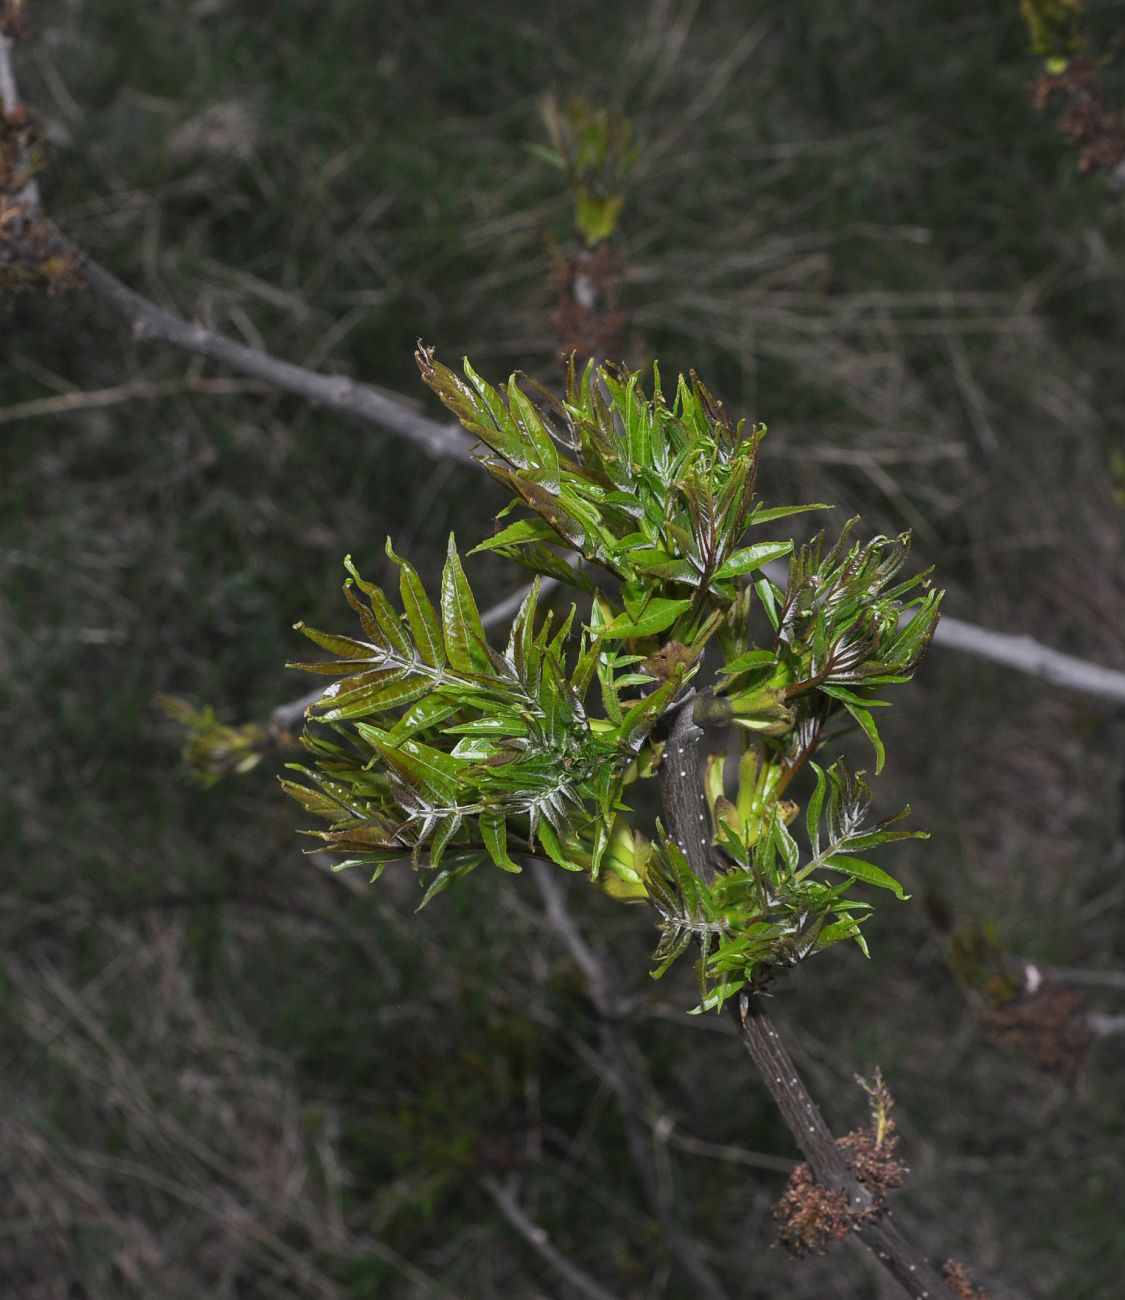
[2,1,1124,1297]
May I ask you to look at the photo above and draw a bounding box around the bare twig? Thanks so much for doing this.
[1086,1012,1125,1037]
[1,26,39,205]
[532,861,730,1300]
[0,376,273,425]
[481,1175,621,1300]
[73,251,471,463]
[1033,965,1125,993]
[931,614,1125,706]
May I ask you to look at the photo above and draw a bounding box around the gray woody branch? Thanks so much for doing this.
[2,26,1124,707]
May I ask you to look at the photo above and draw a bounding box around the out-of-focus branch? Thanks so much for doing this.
[481,1175,621,1300]
[0,376,272,425]
[531,861,730,1300]
[1087,1012,1125,1037]
[931,614,1125,706]
[1,22,39,206]
[1031,965,1125,993]
[74,253,471,463]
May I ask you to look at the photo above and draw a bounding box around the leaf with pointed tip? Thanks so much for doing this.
[822,854,909,899]
[416,853,486,910]
[536,819,584,872]
[361,730,463,808]
[315,670,431,722]
[426,813,461,872]
[440,536,491,674]
[718,649,778,676]
[343,558,413,660]
[385,695,461,743]
[713,541,793,580]
[386,540,445,668]
[755,578,781,631]
[748,503,831,526]
[507,378,561,492]
[602,598,693,640]
[291,624,378,666]
[279,779,351,821]
[842,703,886,773]
[480,808,522,873]
[805,763,827,857]
[470,517,560,554]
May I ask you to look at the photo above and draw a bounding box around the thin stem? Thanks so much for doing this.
[481,1175,621,1300]
[658,715,960,1300]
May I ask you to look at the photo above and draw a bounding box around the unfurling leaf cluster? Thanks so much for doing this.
[286,351,942,1005]
[285,538,690,909]
[533,93,639,246]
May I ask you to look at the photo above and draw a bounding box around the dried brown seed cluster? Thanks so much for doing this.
[774,1130,907,1257]
[0,0,26,39]
[1030,57,1125,175]
[837,1125,907,1194]
[943,1257,990,1299]
[983,984,1092,1073]
[0,102,42,193]
[0,105,82,293]
[548,244,626,360]
[775,1068,907,1257]
[0,197,81,293]
[774,1165,853,1256]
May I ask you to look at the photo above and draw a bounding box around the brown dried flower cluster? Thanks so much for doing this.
[942,1257,990,1299]
[983,984,1092,1073]
[0,102,40,191]
[0,0,26,39]
[1030,57,1125,175]
[774,1070,907,1257]
[0,106,81,293]
[549,243,626,360]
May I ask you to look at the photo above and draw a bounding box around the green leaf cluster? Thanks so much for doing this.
[533,93,639,246]
[417,348,816,643]
[284,538,692,908]
[643,758,926,1013]
[286,351,943,1006]
[158,695,267,787]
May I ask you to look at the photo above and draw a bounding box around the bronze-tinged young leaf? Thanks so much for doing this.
[386,539,445,668]
[279,779,351,822]
[313,670,431,723]
[440,535,491,674]
[290,624,379,666]
[343,557,413,660]
[507,378,561,492]
[362,729,464,809]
